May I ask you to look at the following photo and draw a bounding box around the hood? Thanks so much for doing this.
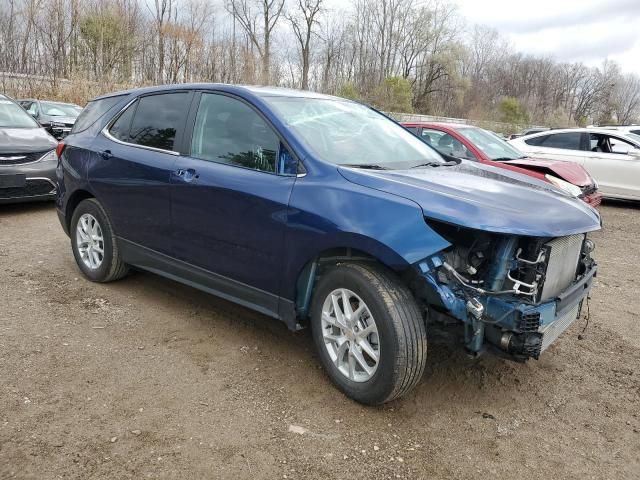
[338,161,601,237]
[0,127,57,154]
[505,157,593,187]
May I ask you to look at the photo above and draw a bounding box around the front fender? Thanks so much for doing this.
[282,173,450,300]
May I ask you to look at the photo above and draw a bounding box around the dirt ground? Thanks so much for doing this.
[1,201,638,480]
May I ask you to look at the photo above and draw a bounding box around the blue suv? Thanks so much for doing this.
[56,84,600,404]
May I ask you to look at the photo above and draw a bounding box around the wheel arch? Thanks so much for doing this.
[292,239,431,321]
[65,189,95,232]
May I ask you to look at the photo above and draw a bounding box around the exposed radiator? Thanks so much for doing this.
[540,303,581,352]
[539,234,585,301]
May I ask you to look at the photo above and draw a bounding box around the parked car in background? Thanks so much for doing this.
[18,99,82,139]
[0,94,58,203]
[402,122,601,207]
[588,125,640,136]
[57,84,600,404]
[508,127,549,140]
[510,128,640,201]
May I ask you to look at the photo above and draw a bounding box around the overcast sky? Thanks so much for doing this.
[453,0,640,74]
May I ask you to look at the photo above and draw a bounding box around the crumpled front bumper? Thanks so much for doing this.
[419,256,597,360]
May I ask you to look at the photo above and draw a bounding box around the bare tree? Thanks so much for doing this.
[227,0,285,84]
[286,0,322,90]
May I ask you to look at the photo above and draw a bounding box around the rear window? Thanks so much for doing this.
[72,95,124,133]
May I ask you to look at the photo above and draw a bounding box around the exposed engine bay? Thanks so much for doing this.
[416,219,597,361]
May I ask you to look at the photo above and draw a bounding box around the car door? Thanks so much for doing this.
[583,133,640,199]
[520,132,586,165]
[89,91,192,255]
[170,91,298,315]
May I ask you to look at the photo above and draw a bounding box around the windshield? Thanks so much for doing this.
[625,132,640,144]
[41,102,81,117]
[264,97,445,168]
[457,127,525,161]
[0,99,39,128]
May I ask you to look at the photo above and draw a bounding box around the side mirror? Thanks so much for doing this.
[629,148,640,158]
[278,144,299,176]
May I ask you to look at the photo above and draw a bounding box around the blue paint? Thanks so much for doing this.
[485,236,518,291]
[56,83,600,342]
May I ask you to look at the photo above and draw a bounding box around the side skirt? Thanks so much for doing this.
[118,238,299,329]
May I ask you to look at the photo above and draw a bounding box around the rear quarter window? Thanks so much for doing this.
[72,95,125,133]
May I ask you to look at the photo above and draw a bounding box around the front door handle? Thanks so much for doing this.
[100,149,113,160]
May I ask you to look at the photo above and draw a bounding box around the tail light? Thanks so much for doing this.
[56,142,66,158]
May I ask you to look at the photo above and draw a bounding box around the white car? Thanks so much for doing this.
[589,125,640,136]
[510,128,640,201]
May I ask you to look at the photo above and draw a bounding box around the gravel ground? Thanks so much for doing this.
[1,201,638,480]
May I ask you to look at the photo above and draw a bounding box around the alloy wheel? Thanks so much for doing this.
[321,288,380,382]
[76,213,105,270]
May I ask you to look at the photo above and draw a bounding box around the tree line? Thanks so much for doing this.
[1,0,639,128]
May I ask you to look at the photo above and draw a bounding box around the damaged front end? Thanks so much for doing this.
[414,220,597,361]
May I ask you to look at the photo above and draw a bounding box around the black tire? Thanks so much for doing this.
[70,198,128,282]
[310,262,427,405]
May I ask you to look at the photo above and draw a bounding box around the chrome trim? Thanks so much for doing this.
[0,149,56,167]
[27,176,57,190]
[102,126,180,156]
[0,176,56,199]
[101,97,180,156]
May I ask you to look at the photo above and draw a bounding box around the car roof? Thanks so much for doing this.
[92,83,346,102]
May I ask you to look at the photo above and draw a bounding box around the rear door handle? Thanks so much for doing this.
[174,168,198,182]
[100,149,113,160]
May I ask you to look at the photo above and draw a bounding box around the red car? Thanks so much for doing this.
[402,122,602,208]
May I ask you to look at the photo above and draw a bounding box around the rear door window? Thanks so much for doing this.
[73,95,124,133]
[128,93,190,152]
[537,132,582,150]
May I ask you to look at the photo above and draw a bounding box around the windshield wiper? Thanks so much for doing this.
[410,160,457,169]
[340,163,390,170]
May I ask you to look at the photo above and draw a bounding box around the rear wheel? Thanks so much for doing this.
[310,262,427,405]
[70,198,128,282]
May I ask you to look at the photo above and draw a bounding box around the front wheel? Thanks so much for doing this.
[310,263,427,405]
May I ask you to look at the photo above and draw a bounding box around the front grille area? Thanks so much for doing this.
[539,234,585,301]
[519,311,541,332]
[540,303,581,352]
[0,151,48,166]
[0,178,55,199]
